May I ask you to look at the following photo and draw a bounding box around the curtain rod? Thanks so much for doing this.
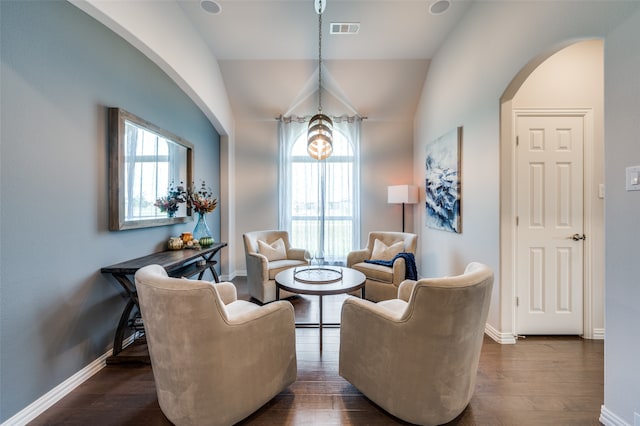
[276,114,368,122]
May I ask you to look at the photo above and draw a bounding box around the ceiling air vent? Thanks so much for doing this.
[330,22,360,35]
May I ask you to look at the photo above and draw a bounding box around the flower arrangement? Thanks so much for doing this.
[154,181,187,216]
[188,180,218,214]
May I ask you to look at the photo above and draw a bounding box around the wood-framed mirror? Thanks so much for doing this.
[108,107,193,230]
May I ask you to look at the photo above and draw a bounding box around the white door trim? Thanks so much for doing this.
[504,108,595,339]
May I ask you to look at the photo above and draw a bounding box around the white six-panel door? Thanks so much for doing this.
[516,113,584,335]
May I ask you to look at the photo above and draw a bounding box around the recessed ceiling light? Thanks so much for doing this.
[200,0,221,15]
[429,0,450,15]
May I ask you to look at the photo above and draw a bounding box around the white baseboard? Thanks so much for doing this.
[219,270,239,281]
[592,328,605,340]
[1,336,134,426]
[484,323,517,344]
[600,404,631,426]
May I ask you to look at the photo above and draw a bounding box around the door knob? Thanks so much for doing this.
[571,233,586,241]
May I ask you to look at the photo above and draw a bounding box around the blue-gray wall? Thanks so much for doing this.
[0,1,221,421]
[603,7,640,424]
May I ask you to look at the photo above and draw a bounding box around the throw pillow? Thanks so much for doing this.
[370,239,404,261]
[257,238,287,261]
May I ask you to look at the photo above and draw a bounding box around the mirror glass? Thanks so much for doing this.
[109,108,193,230]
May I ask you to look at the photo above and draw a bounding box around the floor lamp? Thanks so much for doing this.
[388,185,419,232]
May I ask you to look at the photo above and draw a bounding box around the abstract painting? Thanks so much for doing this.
[425,127,462,233]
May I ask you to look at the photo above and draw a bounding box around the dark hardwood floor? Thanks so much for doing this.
[29,277,604,425]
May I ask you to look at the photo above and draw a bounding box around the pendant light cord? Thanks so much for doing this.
[318,0,323,113]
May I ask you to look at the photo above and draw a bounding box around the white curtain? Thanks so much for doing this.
[278,116,307,232]
[278,115,361,265]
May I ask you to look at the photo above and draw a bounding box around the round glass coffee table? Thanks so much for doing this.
[275,266,366,351]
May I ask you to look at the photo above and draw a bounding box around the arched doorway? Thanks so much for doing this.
[500,40,605,340]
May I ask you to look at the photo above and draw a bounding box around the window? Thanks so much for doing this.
[279,117,361,265]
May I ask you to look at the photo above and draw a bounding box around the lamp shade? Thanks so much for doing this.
[388,185,419,204]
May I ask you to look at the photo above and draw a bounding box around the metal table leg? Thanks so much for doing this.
[319,295,323,351]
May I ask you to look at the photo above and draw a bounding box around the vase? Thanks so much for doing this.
[167,211,176,218]
[193,212,213,245]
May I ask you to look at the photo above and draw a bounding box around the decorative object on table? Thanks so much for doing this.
[167,237,184,250]
[198,236,214,247]
[294,266,343,284]
[154,181,187,218]
[188,180,218,243]
[387,185,419,232]
[184,239,201,250]
[181,232,193,243]
[425,126,462,233]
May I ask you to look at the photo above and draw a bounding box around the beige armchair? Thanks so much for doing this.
[243,230,308,303]
[347,231,418,301]
[134,264,297,426]
[339,262,493,426]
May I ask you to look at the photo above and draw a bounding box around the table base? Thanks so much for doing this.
[278,289,364,351]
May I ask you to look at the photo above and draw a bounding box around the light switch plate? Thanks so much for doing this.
[626,166,640,191]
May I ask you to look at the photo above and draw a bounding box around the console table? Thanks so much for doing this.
[101,242,227,364]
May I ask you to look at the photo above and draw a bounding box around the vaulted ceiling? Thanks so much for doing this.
[176,0,473,121]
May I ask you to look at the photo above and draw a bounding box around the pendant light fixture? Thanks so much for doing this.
[307,0,333,160]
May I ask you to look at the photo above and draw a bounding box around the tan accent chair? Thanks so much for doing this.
[347,231,418,301]
[135,264,297,426]
[243,230,308,303]
[339,262,493,426]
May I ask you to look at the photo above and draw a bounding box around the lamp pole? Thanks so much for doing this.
[388,185,418,233]
[402,203,406,233]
